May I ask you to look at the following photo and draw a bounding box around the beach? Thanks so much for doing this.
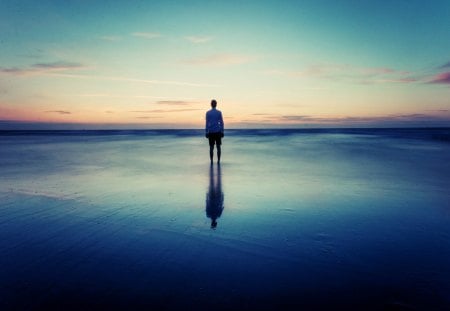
[1,129,449,310]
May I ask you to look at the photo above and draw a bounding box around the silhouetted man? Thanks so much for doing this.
[205,99,224,164]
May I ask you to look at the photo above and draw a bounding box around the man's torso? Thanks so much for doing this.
[206,109,223,133]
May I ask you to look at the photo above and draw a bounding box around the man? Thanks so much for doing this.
[205,99,224,164]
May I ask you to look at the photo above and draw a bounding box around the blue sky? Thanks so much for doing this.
[1,0,449,128]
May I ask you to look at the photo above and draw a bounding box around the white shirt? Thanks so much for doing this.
[205,108,224,133]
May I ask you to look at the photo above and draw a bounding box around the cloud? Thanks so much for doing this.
[263,64,346,78]
[426,109,449,112]
[231,112,450,128]
[0,120,200,130]
[182,53,254,66]
[429,72,450,84]
[75,94,200,100]
[264,62,448,86]
[0,61,85,76]
[263,64,417,85]
[156,100,195,106]
[45,110,71,115]
[439,61,450,69]
[184,36,213,43]
[360,67,396,75]
[77,94,169,99]
[265,113,450,124]
[130,108,202,113]
[100,35,122,41]
[131,32,162,39]
[44,73,219,88]
[136,116,163,119]
[0,67,23,74]
[33,62,83,70]
[131,110,165,113]
[374,78,418,83]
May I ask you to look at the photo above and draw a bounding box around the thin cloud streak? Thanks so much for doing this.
[156,100,197,106]
[45,110,71,115]
[263,64,418,85]
[438,61,450,69]
[130,108,202,113]
[374,78,418,84]
[429,72,450,84]
[100,36,122,41]
[230,113,450,128]
[131,32,162,39]
[263,62,450,86]
[0,62,85,76]
[266,113,450,124]
[182,53,254,66]
[426,109,449,112]
[184,36,213,43]
[33,62,83,70]
[42,73,220,88]
[75,94,193,100]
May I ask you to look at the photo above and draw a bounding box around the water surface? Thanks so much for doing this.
[1,129,449,310]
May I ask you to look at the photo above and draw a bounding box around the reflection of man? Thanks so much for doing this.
[205,99,224,164]
[206,164,224,229]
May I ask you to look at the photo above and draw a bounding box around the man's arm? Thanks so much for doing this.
[205,112,209,138]
[220,111,224,136]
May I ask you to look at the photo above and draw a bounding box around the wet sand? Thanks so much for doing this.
[1,129,449,310]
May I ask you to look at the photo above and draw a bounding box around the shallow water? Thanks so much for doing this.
[1,129,449,310]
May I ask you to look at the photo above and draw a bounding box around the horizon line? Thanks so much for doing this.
[1,126,450,131]
[1,119,450,131]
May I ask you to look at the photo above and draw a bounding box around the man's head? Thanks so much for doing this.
[211,99,217,108]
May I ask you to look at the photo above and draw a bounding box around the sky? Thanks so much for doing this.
[1,0,450,129]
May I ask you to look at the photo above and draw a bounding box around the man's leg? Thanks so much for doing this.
[217,134,222,163]
[217,145,221,163]
[209,144,214,163]
[208,136,214,163]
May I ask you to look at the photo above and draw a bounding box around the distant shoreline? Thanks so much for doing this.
[1,128,449,143]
